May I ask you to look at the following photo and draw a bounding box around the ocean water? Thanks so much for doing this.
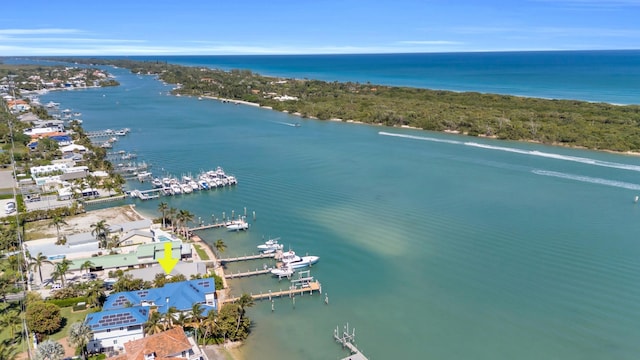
[25,53,640,359]
[124,50,640,105]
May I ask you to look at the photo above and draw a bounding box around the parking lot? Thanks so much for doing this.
[25,194,72,211]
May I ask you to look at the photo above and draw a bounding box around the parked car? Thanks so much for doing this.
[51,283,63,290]
[81,273,97,280]
[4,201,16,214]
[25,194,41,202]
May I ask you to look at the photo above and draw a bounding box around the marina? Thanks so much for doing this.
[31,55,640,360]
[127,166,238,199]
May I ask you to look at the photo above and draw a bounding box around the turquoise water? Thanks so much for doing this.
[127,50,640,105]
[33,62,640,359]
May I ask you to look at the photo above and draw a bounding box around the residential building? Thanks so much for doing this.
[86,307,149,354]
[107,327,206,360]
[87,278,216,354]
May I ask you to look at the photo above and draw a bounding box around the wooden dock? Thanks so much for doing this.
[224,267,273,279]
[334,323,369,360]
[219,253,276,263]
[224,280,322,303]
[188,222,226,231]
[84,195,126,204]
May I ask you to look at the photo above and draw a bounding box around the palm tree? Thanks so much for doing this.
[80,260,94,275]
[168,207,178,232]
[106,235,122,251]
[111,173,125,193]
[35,339,65,360]
[68,322,93,360]
[86,283,106,308]
[51,259,72,287]
[48,215,68,241]
[200,310,218,343]
[144,311,165,335]
[235,293,254,334]
[178,209,195,236]
[102,178,115,196]
[163,306,178,329]
[29,252,52,284]
[90,220,110,248]
[175,209,195,238]
[157,201,168,229]
[189,303,205,344]
[0,309,21,339]
[0,341,18,360]
[214,239,227,256]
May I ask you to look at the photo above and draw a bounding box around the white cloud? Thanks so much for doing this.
[0,36,145,43]
[0,28,81,35]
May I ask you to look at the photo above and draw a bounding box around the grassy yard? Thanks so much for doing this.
[49,306,89,342]
[193,243,210,260]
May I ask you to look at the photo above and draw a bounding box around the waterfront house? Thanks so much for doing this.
[107,327,205,360]
[87,278,216,354]
[86,307,149,354]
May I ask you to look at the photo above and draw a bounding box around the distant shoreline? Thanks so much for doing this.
[196,94,640,158]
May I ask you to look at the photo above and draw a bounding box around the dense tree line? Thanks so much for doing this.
[36,56,640,152]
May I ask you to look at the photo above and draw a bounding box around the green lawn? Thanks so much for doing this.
[193,243,210,260]
[49,306,89,342]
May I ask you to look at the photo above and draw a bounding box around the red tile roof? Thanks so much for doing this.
[108,327,192,360]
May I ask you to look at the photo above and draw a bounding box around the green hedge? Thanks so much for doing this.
[46,296,87,308]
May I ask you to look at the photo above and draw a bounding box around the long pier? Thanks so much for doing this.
[224,267,273,279]
[219,253,276,263]
[85,128,130,138]
[224,280,322,303]
[188,222,226,231]
[84,195,126,204]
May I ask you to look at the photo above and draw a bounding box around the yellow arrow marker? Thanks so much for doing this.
[157,242,179,274]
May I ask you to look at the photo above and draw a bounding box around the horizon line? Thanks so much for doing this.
[4,48,640,58]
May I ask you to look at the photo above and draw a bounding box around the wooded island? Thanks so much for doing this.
[28,57,640,152]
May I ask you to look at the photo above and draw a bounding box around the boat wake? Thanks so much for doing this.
[378,131,462,145]
[273,121,301,127]
[532,170,640,190]
[379,131,640,172]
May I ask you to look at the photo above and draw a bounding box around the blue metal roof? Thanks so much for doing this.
[102,278,216,313]
[85,307,148,331]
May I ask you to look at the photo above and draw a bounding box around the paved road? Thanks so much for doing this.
[0,169,15,189]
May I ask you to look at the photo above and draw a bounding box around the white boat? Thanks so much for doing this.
[279,250,319,269]
[198,180,209,190]
[226,217,249,231]
[181,183,193,193]
[271,263,295,278]
[257,237,284,253]
[152,178,163,188]
[46,101,60,108]
[170,183,182,194]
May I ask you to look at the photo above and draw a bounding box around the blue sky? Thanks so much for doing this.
[1,0,639,55]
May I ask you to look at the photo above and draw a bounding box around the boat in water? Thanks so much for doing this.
[258,237,284,253]
[271,263,295,278]
[226,217,249,231]
[151,178,163,188]
[279,250,319,269]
